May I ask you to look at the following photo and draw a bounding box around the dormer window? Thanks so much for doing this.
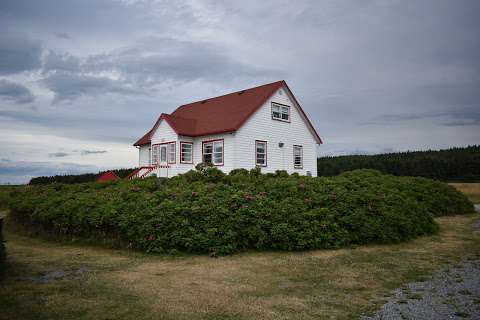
[271,102,290,122]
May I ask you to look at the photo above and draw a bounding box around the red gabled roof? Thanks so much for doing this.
[96,171,120,182]
[133,80,322,146]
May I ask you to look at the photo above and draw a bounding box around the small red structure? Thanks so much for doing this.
[96,171,120,182]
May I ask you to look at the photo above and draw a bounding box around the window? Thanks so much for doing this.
[152,145,158,164]
[180,142,193,163]
[293,145,303,169]
[167,142,176,164]
[271,102,290,122]
[203,140,223,165]
[255,140,267,167]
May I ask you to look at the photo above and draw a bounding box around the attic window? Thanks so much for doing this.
[271,102,290,122]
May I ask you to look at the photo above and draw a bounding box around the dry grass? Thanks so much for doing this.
[1,212,479,320]
[450,182,480,203]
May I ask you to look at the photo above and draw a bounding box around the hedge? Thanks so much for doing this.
[0,219,5,272]
[7,169,474,255]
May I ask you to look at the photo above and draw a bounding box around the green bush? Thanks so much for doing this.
[0,219,5,272]
[7,169,474,255]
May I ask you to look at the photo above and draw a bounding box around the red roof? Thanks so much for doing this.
[134,80,322,146]
[96,171,120,182]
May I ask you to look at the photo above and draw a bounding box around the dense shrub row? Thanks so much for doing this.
[0,218,5,272]
[317,145,480,182]
[7,169,474,255]
[28,168,135,185]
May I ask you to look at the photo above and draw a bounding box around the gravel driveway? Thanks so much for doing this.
[364,210,480,320]
[363,259,480,319]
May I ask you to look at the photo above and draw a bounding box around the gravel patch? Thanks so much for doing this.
[474,204,480,213]
[363,259,480,320]
[31,267,89,284]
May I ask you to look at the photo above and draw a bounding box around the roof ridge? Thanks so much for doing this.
[174,80,284,111]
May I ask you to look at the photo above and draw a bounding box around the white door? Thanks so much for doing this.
[158,145,168,177]
[160,145,167,165]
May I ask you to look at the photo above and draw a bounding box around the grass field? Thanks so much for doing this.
[450,183,480,203]
[1,212,479,320]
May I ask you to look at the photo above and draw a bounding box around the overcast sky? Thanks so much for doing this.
[1,0,479,184]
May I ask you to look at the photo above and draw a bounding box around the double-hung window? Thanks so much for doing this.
[203,140,223,165]
[255,140,267,167]
[180,142,193,163]
[293,145,303,169]
[167,142,176,164]
[271,102,290,122]
[151,145,158,165]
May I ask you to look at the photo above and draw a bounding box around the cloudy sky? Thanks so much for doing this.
[0,0,479,184]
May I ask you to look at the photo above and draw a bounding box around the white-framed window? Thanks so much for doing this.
[255,140,267,167]
[203,140,223,165]
[152,145,158,164]
[293,145,303,169]
[271,102,290,122]
[180,142,193,164]
[167,142,176,164]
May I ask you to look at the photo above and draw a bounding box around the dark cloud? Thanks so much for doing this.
[368,106,480,127]
[0,33,42,75]
[48,152,69,158]
[39,37,283,102]
[43,73,143,102]
[0,79,35,104]
[77,150,108,155]
[55,32,72,40]
[84,37,284,85]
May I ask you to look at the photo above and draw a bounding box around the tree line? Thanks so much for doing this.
[317,145,480,182]
[28,168,135,185]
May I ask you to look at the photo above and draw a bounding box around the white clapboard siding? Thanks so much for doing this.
[234,87,318,176]
[138,145,150,167]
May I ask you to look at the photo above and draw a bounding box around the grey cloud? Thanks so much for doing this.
[0,33,42,75]
[0,79,35,104]
[85,37,284,85]
[43,51,81,73]
[43,72,142,102]
[55,32,72,40]
[369,107,480,127]
[48,152,69,158]
[40,37,283,102]
[76,150,108,155]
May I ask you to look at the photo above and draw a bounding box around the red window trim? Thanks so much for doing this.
[180,141,194,164]
[293,145,303,169]
[271,102,291,123]
[255,140,267,167]
[152,141,176,164]
[201,138,224,166]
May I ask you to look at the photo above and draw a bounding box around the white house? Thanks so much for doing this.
[130,80,322,179]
